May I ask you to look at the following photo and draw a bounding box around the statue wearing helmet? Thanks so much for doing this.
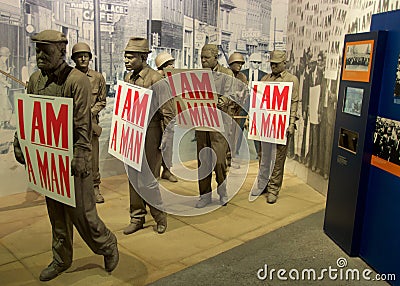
[228,52,246,81]
[154,52,178,182]
[155,52,175,77]
[72,42,92,59]
[0,46,13,129]
[227,52,248,168]
[228,52,245,66]
[71,42,106,204]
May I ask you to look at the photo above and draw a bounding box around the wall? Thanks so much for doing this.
[286,0,400,194]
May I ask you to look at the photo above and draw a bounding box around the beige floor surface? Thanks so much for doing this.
[0,160,326,285]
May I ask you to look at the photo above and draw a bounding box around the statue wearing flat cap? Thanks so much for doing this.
[31,30,68,44]
[13,29,119,281]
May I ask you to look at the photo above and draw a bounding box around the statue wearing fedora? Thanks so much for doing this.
[122,37,175,235]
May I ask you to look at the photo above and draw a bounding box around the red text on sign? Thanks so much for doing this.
[167,71,214,100]
[252,84,289,111]
[24,147,71,197]
[109,121,143,164]
[121,89,149,127]
[24,100,69,149]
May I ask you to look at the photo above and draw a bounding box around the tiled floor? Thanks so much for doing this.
[0,160,326,285]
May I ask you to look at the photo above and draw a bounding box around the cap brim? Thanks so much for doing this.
[33,40,67,44]
[124,49,152,53]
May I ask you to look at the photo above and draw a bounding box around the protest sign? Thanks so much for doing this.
[309,85,321,124]
[248,81,293,145]
[15,94,75,207]
[165,69,224,132]
[108,81,152,171]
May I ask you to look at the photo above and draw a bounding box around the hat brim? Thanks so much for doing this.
[124,49,152,53]
[270,60,284,63]
[33,40,68,44]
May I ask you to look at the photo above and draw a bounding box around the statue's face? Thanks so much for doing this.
[201,50,217,69]
[124,52,144,72]
[230,62,243,73]
[73,52,91,71]
[36,43,63,72]
[270,61,285,75]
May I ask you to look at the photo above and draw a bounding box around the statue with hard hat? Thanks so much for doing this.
[228,52,247,84]
[227,52,249,165]
[13,30,119,281]
[154,51,178,183]
[155,52,175,77]
[122,37,175,235]
[71,42,107,204]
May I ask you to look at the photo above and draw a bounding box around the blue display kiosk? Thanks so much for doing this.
[324,10,400,285]
[360,10,400,284]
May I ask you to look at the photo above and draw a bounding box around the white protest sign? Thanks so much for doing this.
[309,85,321,124]
[248,81,293,145]
[165,69,224,132]
[15,94,75,207]
[108,81,152,171]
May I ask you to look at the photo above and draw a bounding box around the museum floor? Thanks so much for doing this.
[0,159,378,286]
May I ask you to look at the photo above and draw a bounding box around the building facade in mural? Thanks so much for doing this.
[1,0,274,87]
[5,0,400,195]
[0,0,275,196]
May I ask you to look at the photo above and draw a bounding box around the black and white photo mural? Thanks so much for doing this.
[286,0,400,193]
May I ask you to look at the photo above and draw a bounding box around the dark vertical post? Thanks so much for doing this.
[109,33,113,83]
[273,17,276,50]
[93,0,101,72]
[148,0,152,45]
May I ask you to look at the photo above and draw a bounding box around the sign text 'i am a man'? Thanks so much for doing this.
[15,94,75,207]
